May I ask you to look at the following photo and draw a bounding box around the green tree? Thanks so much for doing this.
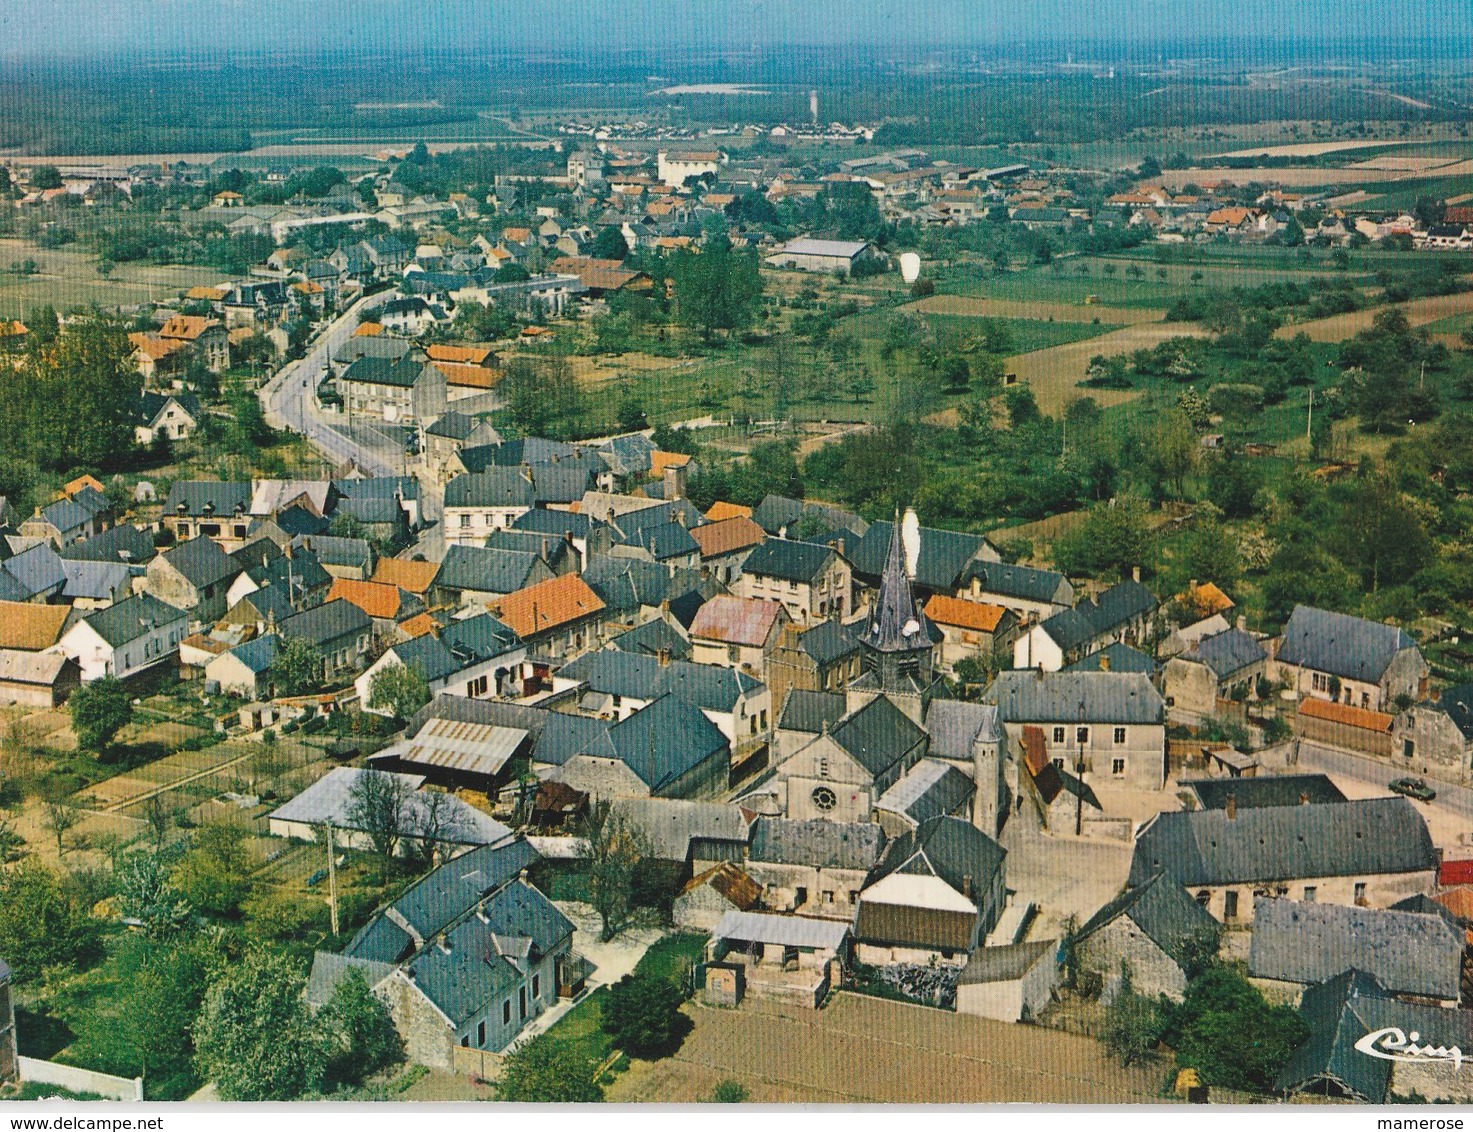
[345,768,414,874]
[1151,409,1198,498]
[1206,451,1262,519]
[671,246,762,343]
[496,1035,603,1102]
[69,674,132,751]
[172,826,253,918]
[1052,497,1156,580]
[582,802,644,941]
[193,948,328,1101]
[318,970,404,1088]
[501,353,580,438]
[271,637,322,696]
[31,165,63,190]
[1103,969,1164,1066]
[367,663,430,722]
[115,848,194,937]
[1161,966,1309,1093]
[708,1079,749,1103]
[601,972,690,1058]
[0,860,103,981]
[590,226,629,260]
[93,932,217,1092]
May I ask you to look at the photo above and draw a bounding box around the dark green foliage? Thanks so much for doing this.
[1160,966,1309,1093]
[709,1079,749,1102]
[600,972,691,1059]
[69,676,133,751]
[670,246,762,342]
[367,663,430,722]
[590,226,629,260]
[497,1035,604,1102]
[1102,972,1164,1066]
[0,861,104,982]
[1052,497,1156,580]
[319,970,404,1088]
[271,637,323,696]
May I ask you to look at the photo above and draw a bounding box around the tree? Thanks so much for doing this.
[271,637,322,696]
[367,663,430,722]
[31,165,63,190]
[0,860,103,981]
[590,226,629,260]
[115,848,194,938]
[172,826,253,917]
[496,1035,603,1102]
[1052,497,1156,580]
[1206,451,1261,519]
[581,802,644,941]
[709,1079,749,1103]
[103,932,217,1090]
[318,970,403,1088]
[42,796,82,858]
[69,675,132,751]
[1151,409,1198,498]
[601,972,690,1058]
[501,353,580,439]
[670,246,762,343]
[1160,966,1309,1092]
[346,768,414,873]
[1103,968,1164,1066]
[193,948,327,1101]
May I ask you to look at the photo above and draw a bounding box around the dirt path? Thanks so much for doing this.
[1008,320,1210,415]
[607,993,1172,1104]
[1277,288,1473,343]
[907,294,1161,326]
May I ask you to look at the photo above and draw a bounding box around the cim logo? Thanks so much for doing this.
[1355,1027,1464,1070]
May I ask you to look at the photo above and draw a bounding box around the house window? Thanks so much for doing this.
[1052,726,1065,744]
[1111,758,1126,776]
[1302,886,1317,902]
[519,987,527,1020]
[811,786,838,812]
[1223,890,1239,921]
[1052,757,1064,770]
[818,757,829,779]
[532,974,540,999]
[1354,882,1367,906]
[461,1036,469,1048]
[1113,727,1126,745]
[502,999,511,1025]
[1075,726,1089,745]
[460,514,470,528]
[477,1021,486,1047]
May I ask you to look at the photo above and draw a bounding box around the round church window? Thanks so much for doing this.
[811,786,837,812]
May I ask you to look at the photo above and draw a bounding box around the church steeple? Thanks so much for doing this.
[865,512,930,653]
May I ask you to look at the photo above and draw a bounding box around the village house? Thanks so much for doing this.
[276,599,374,682]
[922,594,1019,672]
[0,650,81,708]
[1073,872,1220,1002]
[1273,604,1428,712]
[1012,578,1159,672]
[339,353,447,425]
[144,536,243,626]
[853,814,1007,966]
[205,634,278,700]
[687,594,789,672]
[1014,725,1104,833]
[764,237,877,274]
[704,910,850,1009]
[734,538,851,625]
[1248,897,1463,1007]
[162,481,254,548]
[1393,684,1473,775]
[1129,796,1437,924]
[57,593,189,682]
[325,577,425,640]
[157,314,231,372]
[956,560,1074,623]
[355,612,527,711]
[1161,628,1268,723]
[743,816,886,922]
[849,519,1001,602]
[984,669,1168,791]
[687,514,766,583]
[135,392,203,446]
[487,572,607,664]
[764,619,863,713]
[19,484,112,549]
[431,545,556,608]
[296,534,375,581]
[674,863,763,931]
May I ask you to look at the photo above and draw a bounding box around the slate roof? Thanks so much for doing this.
[617,518,700,561]
[1184,628,1266,680]
[580,556,717,619]
[749,817,886,870]
[339,353,430,388]
[533,711,614,767]
[343,837,541,960]
[444,468,535,509]
[1433,684,1473,742]
[1276,970,1395,1102]
[960,560,1068,604]
[223,634,278,675]
[852,520,996,592]
[1036,606,1098,653]
[874,760,977,826]
[1249,897,1463,1000]
[750,493,863,537]
[1076,872,1219,968]
[424,410,482,441]
[434,544,544,595]
[558,649,762,714]
[304,953,397,1008]
[277,599,372,648]
[3,543,65,598]
[162,536,240,590]
[61,524,156,566]
[1276,605,1418,684]
[1129,797,1436,887]
[62,560,131,602]
[607,618,690,660]
[606,693,731,791]
[440,612,520,661]
[864,815,1006,911]
[956,940,1057,985]
[510,507,601,542]
[164,480,251,518]
[797,618,859,665]
[864,519,937,656]
[924,700,1004,760]
[1063,642,1158,675]
[985,670,1165,725]
[80,593,186,647]
[1183,773,1346,811]
[386,633,461,684]
[777,688,846,734]
[689,595,783,648]
[829,694,927,777]
[610,797,751,860]
[739,538,836,585]
[1090,579,1159,631]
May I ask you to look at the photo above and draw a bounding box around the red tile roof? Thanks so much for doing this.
[689,594,785,648]
[488,573,605,638]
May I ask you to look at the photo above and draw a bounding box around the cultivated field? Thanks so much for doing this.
[607,993,1174,1104]
[1278,288,1473,343]
[907,293,1160,326]
[0,239,230,319]
[1008,320,1211,415]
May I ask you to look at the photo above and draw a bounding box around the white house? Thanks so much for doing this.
[57,593,189,682]
[354,615,528,715]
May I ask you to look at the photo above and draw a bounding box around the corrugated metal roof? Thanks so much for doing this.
[713,909,850,951]
[394,717,530,778]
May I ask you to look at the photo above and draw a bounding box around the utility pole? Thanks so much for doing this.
[1306,387,1313,448]
[326,822,340,937]
[1075,698,1086,837]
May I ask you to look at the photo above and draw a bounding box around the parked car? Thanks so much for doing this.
[1389,776,1436,802]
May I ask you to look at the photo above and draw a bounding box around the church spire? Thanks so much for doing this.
[866,512,930,653]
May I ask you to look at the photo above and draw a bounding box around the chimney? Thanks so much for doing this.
[1236,615,1247,632]
[1225,793,1237,820]
[1299,792,1310,805]
[657,647,671,667]
[1132,565,1141,584]
[1035,663,1045,681]
[970,576,980,599]
[961,874,973,899]
[1099,652,1111,672]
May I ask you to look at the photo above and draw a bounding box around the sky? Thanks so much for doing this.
[1,0,1469,62]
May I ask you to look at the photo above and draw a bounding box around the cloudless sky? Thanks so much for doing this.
[1,0,1469,62]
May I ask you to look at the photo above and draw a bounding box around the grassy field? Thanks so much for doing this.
[0,239,230,319]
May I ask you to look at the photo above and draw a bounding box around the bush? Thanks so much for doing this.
[709,1079,749,1102]
[600,972,691,1059]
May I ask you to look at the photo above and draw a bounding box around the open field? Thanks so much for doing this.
[1277,288,1473,343]
[1009,320,1211,415]
[1158,166,1462,188]
[0,239,230,318]
[606,993,1173,1104]
[1206,138,1461,160]
[907,293,1160,326]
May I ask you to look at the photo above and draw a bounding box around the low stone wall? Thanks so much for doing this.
[18,1056,143,1101]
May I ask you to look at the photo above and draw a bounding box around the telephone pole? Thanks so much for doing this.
[326,822,340,936]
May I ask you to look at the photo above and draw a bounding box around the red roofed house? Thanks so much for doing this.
[688,595,790,672]
[922,594,1019,672]
[487,573,606,669]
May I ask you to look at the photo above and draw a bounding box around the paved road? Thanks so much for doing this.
[258,289,401,477]
[1287,740,1473,822]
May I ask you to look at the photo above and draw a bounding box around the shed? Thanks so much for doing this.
[954,940,1060,1022]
